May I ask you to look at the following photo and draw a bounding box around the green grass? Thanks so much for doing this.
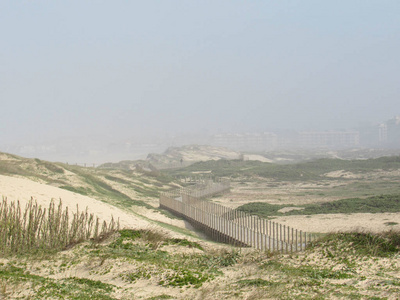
[60,185,91,195]
[1,229,400,299]
[164,238,204,250]
[311,231,400,257]
[58,167,154,209]
[164,156,400,181]
[35,159,65,174]
[69,277,114,292]
[0,264,118,299]
[70,168,176,206]
[146,295,174,300]
[0,152,174,212]
[2,151,400,298]
[104,175,130,184]
[322,180,400,199]
[164,159,319,180]
[385,222,399,226]
[88,229,239,288]
[260,259,354,280]
[237,194,400,218]
[131,184,160,198]
[236,278,276,287]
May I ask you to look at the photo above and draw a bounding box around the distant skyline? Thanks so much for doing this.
[1,1,400,149]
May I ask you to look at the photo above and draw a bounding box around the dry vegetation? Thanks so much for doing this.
[0,198,118,256]
[0,151,400,299]
[0,227,399,299]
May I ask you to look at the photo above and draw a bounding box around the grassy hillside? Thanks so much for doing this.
[1,151,400,299]
[237,194,400,219]
[164,155,400,181]
[0,152,176,210]
[1,227,399,299]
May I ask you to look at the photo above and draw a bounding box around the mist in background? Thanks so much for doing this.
[1,1,399,163]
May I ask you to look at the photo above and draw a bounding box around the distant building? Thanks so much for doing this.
[211,132,277,151]
[298,131,360,149]
[378,124,388,143]
[386,116,400,147]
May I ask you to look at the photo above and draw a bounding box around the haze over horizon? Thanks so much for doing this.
[1,1,399,161]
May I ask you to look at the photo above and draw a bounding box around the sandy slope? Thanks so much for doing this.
[0,174,149,229]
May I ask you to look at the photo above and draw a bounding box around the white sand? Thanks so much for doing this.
[243,154,272,162]
[0,174,149,229]
[274,213,400,233]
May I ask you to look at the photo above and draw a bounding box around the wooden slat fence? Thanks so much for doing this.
[160,180,314,252]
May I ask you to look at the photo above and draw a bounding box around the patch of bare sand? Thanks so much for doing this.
[212,180,348,209]
[0,174,149,230]
[274,213,400,233]
[278,207,304,213]
[134,205,187,228]
[324,170,360,179]
[0,153,18,161]
[242,154,272,162]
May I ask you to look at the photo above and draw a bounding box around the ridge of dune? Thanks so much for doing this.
[0,174,149,229]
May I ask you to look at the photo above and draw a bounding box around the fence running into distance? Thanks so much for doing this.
[160,179,314,252]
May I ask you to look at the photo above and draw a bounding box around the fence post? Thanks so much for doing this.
[271,221,274,251]
[160,181,307,252]
[262,219,266,251]
[255,217,258,250]
[252,216,256,248]
[220,206,224,242]
[300,230,303,251]
[304,231,307,249]
[257,217,262,250]
[214,203,218,240]
[229,208,233,244]
[283,225,286,253]
[269,220,271,237]
[247,216,251,246]
[228,208,232,243]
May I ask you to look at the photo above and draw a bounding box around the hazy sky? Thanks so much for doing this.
[1,1,399,145]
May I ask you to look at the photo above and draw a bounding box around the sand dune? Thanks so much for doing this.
[2,173,399,237]
[0,174,149,230]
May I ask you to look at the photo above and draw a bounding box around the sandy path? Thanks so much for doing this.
[0,174,150,230]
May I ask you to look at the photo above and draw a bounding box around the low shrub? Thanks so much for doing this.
[312,231,400,257]
[237,278,275,287]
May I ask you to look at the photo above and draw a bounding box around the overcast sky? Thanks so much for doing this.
[1,1,399,145]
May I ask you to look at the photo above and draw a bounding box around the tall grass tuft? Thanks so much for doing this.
[0,197,119,256]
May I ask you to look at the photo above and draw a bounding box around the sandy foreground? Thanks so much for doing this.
[0,174,150,230]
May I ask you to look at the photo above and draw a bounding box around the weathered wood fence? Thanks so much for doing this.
[160,180,314,252]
